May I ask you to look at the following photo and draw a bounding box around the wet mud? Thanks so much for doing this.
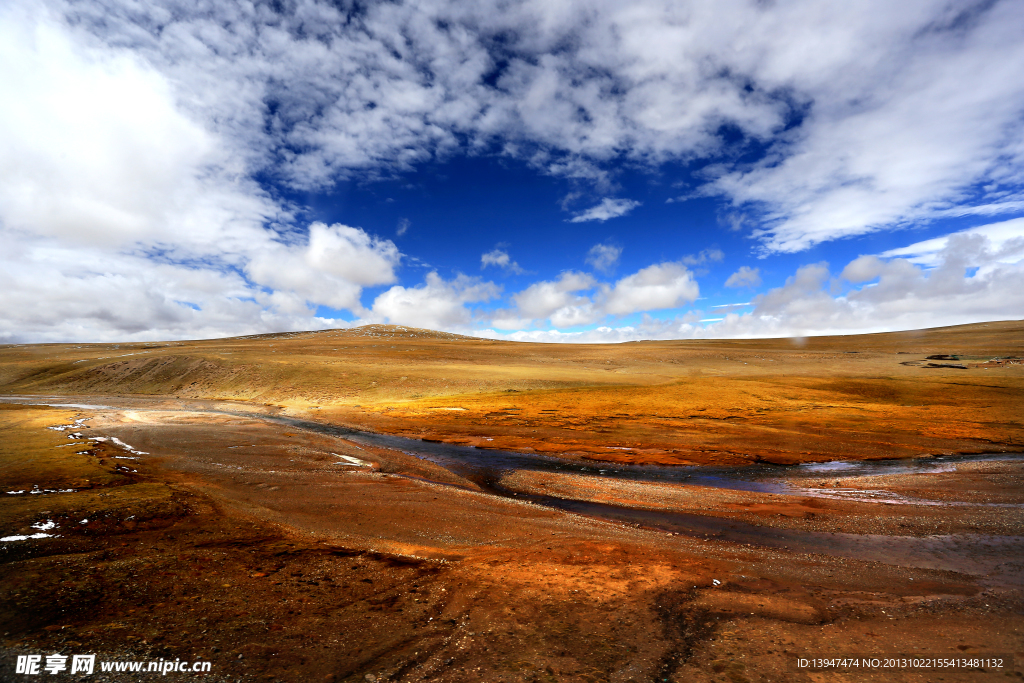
[1,395,1023,682]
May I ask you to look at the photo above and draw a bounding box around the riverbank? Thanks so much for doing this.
[2,320,1022,468]
[2,398,1022,681]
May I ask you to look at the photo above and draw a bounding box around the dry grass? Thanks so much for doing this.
[2,320,1021,465]
[0,405,125,490]
[0,404,180,548]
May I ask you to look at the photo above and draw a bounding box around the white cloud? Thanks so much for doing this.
[710,302,752,312]
[0,6,416,341]
[247,223,400,313]
[585,243,622,273]
[367,272,499,330]
[725,266,762,288]
[880,217,1024,267]
[495,261,699,329]
[33,0,1024,250]
[510,271,597,323]
[478,226,1024,342]
[710,229,1024,338]
[396,218,410,237]
[569,198,642,223]
[481,247,524,274]
[0,4,275,249]
[604,263,699,315]
[5,0,1024,342]
[0,234,345,344]
[681,249,724,267]
[708,2,1024,252]
[840,256,885,284]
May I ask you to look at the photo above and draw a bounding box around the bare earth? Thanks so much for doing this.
[0,320,1022,682]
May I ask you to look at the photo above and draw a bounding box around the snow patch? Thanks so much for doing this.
[0,533,57,542]
[92,436,148,455]
[331,453,369,467]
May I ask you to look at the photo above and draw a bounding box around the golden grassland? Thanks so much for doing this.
[1,325,1023,682]
[0,404,129,490]
[1,320,1021,465]
[0,404,186,567]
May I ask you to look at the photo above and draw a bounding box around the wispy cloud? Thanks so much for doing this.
[879,217,1024,267]
[569,199,641,223]
[585,243,622,273]
[3,0,1023,342]
[681,249,724,267]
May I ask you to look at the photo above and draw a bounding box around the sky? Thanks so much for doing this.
[2,0,1023,344]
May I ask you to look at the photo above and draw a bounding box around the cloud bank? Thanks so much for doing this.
[479,228,1024,342]
[2,0,1023,342]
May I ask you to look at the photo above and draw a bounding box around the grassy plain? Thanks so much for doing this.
[1,321,1022,682]
[1,320,1021,465]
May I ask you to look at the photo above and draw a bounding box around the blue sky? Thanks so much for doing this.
[1,0,1023,343]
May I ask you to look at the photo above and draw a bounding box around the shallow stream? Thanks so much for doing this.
[6,397,1024,582]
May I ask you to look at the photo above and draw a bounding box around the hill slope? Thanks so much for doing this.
[1,320,1021,465]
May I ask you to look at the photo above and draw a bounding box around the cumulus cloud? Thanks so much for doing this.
[0,6,414,341]
[396,218,410,237]
[478,226,1024,342]
[494,262,699,329]
[604,263,699,315]
[712,230,1024,338]
[840,256,885,284]
[481,247,525,274]
[6,0,1024,342]
[0,234,346,344]
[727,233,1024,336]
[367,272,499,330]
[569,198,642,223]
[0,4,275,249]
[725,266,762,288]
[247,223,401,313]
[585,243,622,273]
[510,271,598,325]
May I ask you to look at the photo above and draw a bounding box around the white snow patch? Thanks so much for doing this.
[1,533,57,542]
[26,486,76,495]
[331,453,369,467]
[92,436,148,455]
